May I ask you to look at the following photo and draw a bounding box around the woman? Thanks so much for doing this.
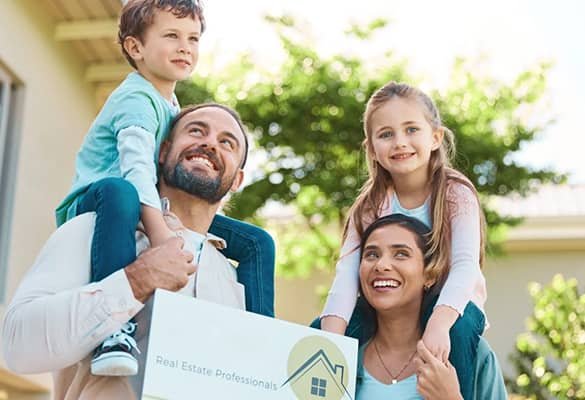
[354,214,506,399]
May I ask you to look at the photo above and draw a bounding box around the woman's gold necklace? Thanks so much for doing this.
[373,339,417,385]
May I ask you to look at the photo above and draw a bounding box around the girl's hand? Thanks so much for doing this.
[320,315,348,335]
[415,340,463,400]
[421,320,451,364]
[422,305,459,363]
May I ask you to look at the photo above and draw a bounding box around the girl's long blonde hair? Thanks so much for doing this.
[345,81,486,286]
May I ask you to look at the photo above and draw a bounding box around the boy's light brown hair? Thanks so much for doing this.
[118,0,206,69]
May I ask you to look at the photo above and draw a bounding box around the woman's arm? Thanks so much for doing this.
[474,338,508,399]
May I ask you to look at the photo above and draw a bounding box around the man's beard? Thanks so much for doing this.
[161,158,234,204]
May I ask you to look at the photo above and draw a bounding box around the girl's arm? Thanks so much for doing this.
[118,126,176,246]
[423,184,483,359]
[436,184,482,313]
[321,218,362,334]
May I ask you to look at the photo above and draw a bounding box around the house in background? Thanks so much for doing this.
[0,1,129,398]
[1,0,584,399]
[482,185,585,376]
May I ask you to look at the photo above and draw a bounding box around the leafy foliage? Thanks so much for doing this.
[507,275,585,399]
[176,16,564,276]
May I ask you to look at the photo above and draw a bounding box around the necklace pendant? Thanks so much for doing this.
[392,379,397,385]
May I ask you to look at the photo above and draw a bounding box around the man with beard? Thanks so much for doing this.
[3,104,256,399]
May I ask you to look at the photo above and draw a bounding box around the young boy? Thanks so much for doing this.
[56,0,275,377]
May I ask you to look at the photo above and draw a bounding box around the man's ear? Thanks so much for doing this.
[123,36,143,63]
[229,170,244,193]
[159,141,170,164]
[431,128,445,151]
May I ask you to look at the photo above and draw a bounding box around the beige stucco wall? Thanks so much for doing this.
[482,249,584,376]
[275,242,585,379]
[275,271,331,325]
[0,0,96,395]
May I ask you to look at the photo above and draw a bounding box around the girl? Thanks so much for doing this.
[321,81,487,399]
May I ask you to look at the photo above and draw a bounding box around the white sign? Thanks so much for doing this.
[131,289,358,400]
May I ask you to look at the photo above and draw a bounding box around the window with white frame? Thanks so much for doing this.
[0,63,23,302]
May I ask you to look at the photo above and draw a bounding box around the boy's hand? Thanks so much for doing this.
[422,305,459,363]
[163,211,186,233]
[148,226,178,248]
[142,204,182,248]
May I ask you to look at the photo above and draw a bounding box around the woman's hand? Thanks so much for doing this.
[415,340,463,400]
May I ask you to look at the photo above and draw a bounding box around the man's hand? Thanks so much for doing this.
[415,340,463,400]
[125,236,195,303]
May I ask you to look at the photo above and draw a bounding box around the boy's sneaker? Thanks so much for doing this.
[91,322,140,376]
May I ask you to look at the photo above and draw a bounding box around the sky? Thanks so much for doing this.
[197,0,585,184]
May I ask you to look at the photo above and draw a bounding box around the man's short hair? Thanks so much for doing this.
[118,0,206,69]
[168,103,249,168]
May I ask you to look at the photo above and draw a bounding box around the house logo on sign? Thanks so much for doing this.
[282,336,353,400]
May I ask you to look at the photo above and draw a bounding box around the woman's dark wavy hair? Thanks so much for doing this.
[357,213,441,337]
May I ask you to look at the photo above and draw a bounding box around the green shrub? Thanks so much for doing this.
[507,274,585,399]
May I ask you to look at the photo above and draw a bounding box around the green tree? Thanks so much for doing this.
[507,275,585,399]
[177,16,563,276]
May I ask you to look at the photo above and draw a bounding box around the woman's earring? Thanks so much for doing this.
[423,284,430,292]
